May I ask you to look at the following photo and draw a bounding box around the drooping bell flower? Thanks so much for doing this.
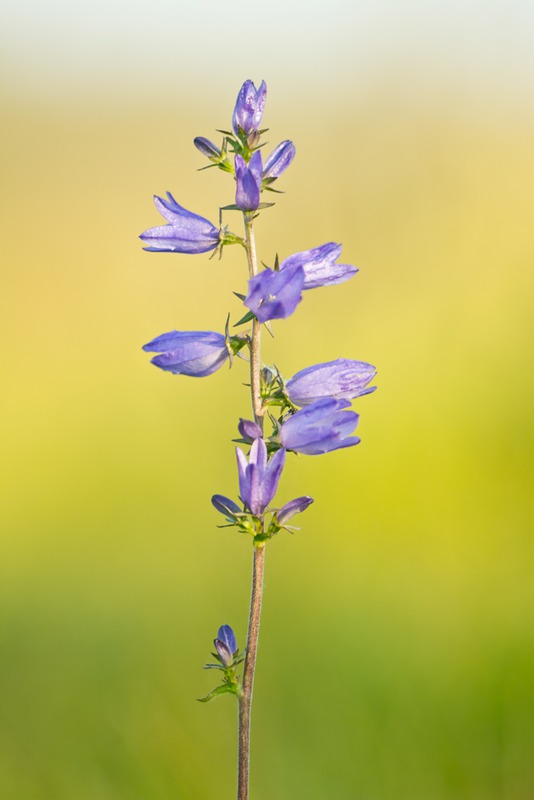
[142,330,229,377]
[139,193,221,254]
[286,359,377,406]
[244,263,305,323]
[280,242,357,289]
[280,398,360,455]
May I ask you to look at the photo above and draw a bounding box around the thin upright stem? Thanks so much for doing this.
[237,544,266,800]
[237,212,266,800]
[243,214,263,427]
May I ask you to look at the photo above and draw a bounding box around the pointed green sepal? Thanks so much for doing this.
[234,309,256,327]
[263,185,285,194]
[220,230,245,246]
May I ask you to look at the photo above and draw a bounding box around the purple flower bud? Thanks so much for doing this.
[280,398,360,455]
[280,242,358,289]
[232,80,267,136]
[194,137,222,158]
[244,264,305,323]
[211,495,242,517]
[263,140,296,179]
[214,638,234,668]
[217,624,238,654]
[286,359,377,406]
[142,330,229,377]
[238,418,263,443]
[140,193,220,254]
[276,496,314,525]
[235,152,263,211]
[236,438,285,516]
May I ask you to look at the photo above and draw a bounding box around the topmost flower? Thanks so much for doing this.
[232,80,267,137]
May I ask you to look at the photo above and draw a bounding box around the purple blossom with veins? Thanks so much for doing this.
[275,496,314,525]
[142,330,229,377]
[236,438,285,516]
[280,398,360,455]
[238,418,263,443]
[235,151,263,211]
[233,80,267,136]
[244,264,305,322]
[286,359,377,406]
[139,193,220,254]
[211,495,242,518]
[214,624,238,667]
[280,242,358,289]
[194,137,222,158]
[263,140,296,180]
[218,624,238,654]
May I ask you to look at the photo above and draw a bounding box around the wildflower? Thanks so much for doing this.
[280,398,360,455]
[193,137,222,159]
[238,419,263,443]
[142,330,229,377]
[211,495,242,518]
[286,359,377,406]
[140,193,220,254]
[235,152,263,211]
[233,80,267,136]
[280,242,357,289]
[275,496,314,525]
[214,624,238,668]
[244,264,305,323]
[263,140,296,180]
[236,438,285,515]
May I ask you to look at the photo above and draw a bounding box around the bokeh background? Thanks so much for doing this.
[2,1,534,798]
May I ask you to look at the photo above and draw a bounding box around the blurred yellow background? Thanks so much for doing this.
[1,1,534,798]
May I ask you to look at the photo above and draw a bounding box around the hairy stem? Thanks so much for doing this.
[237,212,265,800]
[243,214,263,427]
[237,544,266,800]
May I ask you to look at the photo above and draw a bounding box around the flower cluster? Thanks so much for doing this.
[140,80,376,708]
[141,77,376,526]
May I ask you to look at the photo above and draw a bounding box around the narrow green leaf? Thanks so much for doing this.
[197,684,238,703]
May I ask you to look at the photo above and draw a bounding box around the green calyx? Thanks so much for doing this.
[198,650,244,703]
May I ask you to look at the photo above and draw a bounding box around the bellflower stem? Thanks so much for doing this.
[243,214,263,427]
[238,212,265,800]
[238,543,265,800]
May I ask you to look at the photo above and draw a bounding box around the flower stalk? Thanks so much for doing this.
[238,542,266,800]
[139,78,377,800]
[238,209,265,800]
[244,213,263,428]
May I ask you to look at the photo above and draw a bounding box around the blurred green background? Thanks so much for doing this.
[1,1,534,798]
